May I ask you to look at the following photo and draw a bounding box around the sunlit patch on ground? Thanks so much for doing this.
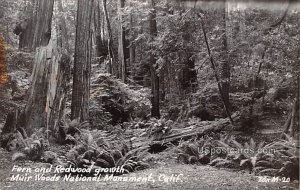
[0,36,9,86]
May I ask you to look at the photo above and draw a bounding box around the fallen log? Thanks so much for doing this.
[130,112,240,149]
[154,116,238,144]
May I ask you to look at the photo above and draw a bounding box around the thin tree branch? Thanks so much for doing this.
[265,0,291,32]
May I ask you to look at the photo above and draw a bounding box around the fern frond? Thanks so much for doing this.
[12,152,26,162]
[249,138,256,150]
[231,139,244,150]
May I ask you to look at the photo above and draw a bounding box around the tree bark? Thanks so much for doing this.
[71,0,94,122]
[298,75,300,135]
[16,0,37,50]
[47,12,71,131]
[220,0,231,111]
[21,0,56,134]
[24,47,51,134]
[148,0,160,118]
[94,0,103,57]
[129,5,136,67]
[102,0,115,74]
[2,0,71,137]
[32,0,54,49]
[118,0,126,82]
[57,0,70,53]
[16,0,54,51]
[296,75,300,136]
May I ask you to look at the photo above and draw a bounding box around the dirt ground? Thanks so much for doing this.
[0,149,299,190]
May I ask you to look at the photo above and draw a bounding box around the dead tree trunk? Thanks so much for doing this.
[24,47,51,134]
[48,6,72,132]
[71,0,94,122]
[2,27,70,140]
[23,0,55,134]
[148,0,160,118]
[1,1,71,140]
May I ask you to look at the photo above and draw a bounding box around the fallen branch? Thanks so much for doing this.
[152,112,240,145]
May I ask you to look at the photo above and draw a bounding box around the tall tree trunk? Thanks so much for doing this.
[71,0,94,122]
[48,1,72,132]
[118,0,126,82]
[220,0,231,112]
[298,75,300,134]
[94,0,103,57]
[129,4,136,68]
[148,0,160,118]
[57,0,70,53]
[2,0,71,137]
[102,0,114,74]
[22,0,56,134]
[296,75,300,136]
[16,0,37,50]
[32,0,54,49]
[15,0,54,51]
[297,49,300,137]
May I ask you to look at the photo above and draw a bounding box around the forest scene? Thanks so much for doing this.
[0,0,299,189]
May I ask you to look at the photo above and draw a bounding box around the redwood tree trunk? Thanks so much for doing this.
[118,0,126,82]
[33,0,54,49]
[102,0,114,74]
[22,0,56,134]
[48,5,72,132]
[129,4,136,68]
[94,0,103,57]
[57,0,70,53]
[71,0,94,122]
[220,0,231,111]
[17,0,37,50]
[16,0,54,51]
[149,0,160,118]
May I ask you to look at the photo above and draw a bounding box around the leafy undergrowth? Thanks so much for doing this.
[176,133,299,180]
[10,128,50,162]
[10,123,151,177]
[62,136,150,175]
[6,114,299,181]
[89,73,151,127]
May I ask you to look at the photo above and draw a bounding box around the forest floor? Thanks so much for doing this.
[0,148,299,190]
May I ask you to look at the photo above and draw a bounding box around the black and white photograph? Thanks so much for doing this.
[0,0,299,189]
